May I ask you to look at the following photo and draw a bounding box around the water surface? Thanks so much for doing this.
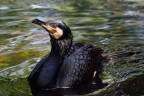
[0,0,144,96]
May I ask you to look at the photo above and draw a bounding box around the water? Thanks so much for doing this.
[0,0,144,96]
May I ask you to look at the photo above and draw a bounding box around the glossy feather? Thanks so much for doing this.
[57,44,103,88]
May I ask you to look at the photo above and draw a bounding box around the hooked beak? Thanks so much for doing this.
[32,19,56,34]
[32,19,46,26]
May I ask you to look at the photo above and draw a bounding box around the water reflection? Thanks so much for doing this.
[0,0,144,95]
[31,83,107,96]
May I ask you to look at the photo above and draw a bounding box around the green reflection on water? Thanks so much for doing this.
[0,0,144,95]
[0,50,45,69]
[0,78,31,96]
[0,34,18,45]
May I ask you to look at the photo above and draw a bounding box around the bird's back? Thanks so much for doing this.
[56,44,103,88]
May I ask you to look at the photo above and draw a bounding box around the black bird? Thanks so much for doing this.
[28,19,106,96]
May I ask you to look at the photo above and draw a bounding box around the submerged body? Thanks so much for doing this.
[28,19,105,96]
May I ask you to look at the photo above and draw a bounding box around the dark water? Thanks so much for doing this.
[0,0,144,96]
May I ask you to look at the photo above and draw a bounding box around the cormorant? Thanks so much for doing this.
[28,19,106,96]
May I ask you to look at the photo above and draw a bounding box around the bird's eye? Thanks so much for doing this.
[50,23,58,28]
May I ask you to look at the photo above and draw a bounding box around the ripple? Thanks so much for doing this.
[29,4,48,9]
[0,6,9,10]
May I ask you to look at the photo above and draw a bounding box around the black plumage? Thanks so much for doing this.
[28,19,105,96]
[57,44,103,88]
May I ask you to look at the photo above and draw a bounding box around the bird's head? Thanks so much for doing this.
[32,19,73,40]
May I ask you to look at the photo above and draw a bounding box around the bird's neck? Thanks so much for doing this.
[51,38,73,57]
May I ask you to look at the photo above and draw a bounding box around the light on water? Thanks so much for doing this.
[0,0,144,96]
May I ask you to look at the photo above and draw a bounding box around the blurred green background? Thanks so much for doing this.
[0,0,144,96]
